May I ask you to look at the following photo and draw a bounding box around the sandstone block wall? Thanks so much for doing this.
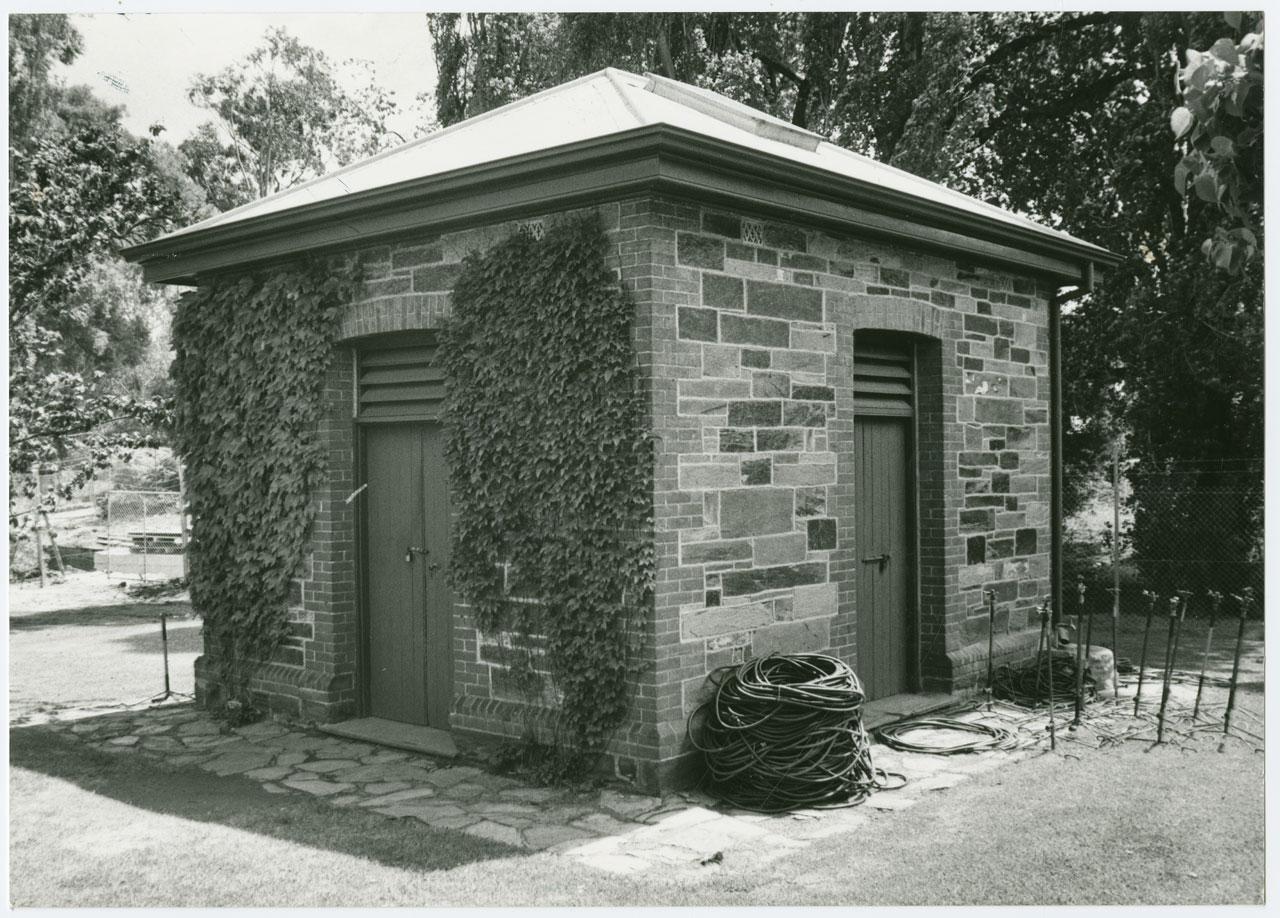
[194,192,1057,790]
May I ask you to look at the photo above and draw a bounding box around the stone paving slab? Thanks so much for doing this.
[26,698,1094,878]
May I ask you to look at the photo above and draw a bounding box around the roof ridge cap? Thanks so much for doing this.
[640,71,821,152]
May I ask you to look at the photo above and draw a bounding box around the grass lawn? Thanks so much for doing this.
[10,705,1264,906]
[8,571,199,725]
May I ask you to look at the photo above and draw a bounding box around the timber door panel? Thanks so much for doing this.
[363,422,452,727]
[854,416,915,699]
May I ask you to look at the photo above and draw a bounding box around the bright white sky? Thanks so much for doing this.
[58,12,438,144]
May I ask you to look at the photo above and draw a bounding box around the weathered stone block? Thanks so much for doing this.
[756,428,804,451]
[679,464,741,490]
[678,306,718,342]
[720,488,794,538]
[807,518,837,550]
[762,224,806,251]
[790,328,836,353]
[741,458,772,485]
[681,538,754,565]
[795,486,826,517]
[751,618,830,657]
[746,280,823,323]
[964,314,999,336]
[792,385,835,401]
[721,313,790,348]
[987,537,1014,560]
[791,582,838,619]
[773,461,835,486]
[753,532,807,566]
[1015,528,1038,555]
[728,400,781,427]
[678,232,724,270]
[722,562,827,596]
[966,535,986,564]
[719,429,754,452]
[880,267,910,288]
[959,508,995,532]
[783,402,827,427]
[703,273,744,310]
[741,349,770,369]
[752,371,791,399]
[703,212,742,238]
[682,602,773,640]
[773,350,825,375]
[974,398,1024,425]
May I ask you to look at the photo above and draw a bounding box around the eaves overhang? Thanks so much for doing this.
[122,124,1122,286]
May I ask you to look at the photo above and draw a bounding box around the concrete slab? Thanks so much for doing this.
[862,692,956,730]
[320,717,457,758]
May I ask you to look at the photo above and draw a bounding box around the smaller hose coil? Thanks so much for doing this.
[874,717,1018,755]
[687,652,904,813]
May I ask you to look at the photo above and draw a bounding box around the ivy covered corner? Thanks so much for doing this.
[124,69,1118,791]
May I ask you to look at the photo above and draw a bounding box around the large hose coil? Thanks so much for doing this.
[687,653,904,813]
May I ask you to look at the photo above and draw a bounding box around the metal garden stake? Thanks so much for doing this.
[1193,590,1223,720]
[1039,597,1056,750]
[1133,590,1157,715]
[1072,577,1087,726]
[1220,588,1253,751]
[984,588,996,710]
[1155,594,1182,744]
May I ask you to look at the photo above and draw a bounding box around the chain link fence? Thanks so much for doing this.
[1063,455,1263,686]
[101,490,187,581]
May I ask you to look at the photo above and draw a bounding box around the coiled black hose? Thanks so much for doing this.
[687,653,904,813]
[992,651,1095,707]
[874,718,1018,754]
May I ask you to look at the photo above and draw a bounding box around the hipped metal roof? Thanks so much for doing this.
[124,68,1120,285]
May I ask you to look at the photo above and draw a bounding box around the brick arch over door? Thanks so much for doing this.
[848,308,960,693]
[336,292,453,343]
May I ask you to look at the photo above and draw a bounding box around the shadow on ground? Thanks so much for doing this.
[110,625,203,656]
[9,601,195,630]
[10,725,520,873]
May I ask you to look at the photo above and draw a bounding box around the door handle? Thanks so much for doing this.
[861,553,891,571]
[405,546,428,563]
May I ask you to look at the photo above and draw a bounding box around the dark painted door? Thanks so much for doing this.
[363,423,453,727]
[854,416,915,699]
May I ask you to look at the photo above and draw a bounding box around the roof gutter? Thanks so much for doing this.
[123,124,1121,285]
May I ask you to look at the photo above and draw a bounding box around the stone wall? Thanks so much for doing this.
[194,191,1057,791]
[638,198,1055,776]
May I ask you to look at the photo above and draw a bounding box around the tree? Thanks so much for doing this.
[186,27,408,202]
[8,12,82,145]
[1171,12,1264,273]
[426,12,1264,563]
[8,14,195,505]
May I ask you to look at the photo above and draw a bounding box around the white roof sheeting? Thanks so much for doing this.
[161,68,1102,254]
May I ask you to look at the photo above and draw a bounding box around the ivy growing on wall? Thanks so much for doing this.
[170,258,360,708]
[441,212,653,755]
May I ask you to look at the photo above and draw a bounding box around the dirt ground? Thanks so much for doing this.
[8,570,200,724]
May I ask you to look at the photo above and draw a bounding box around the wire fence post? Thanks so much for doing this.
[140,491,149,582]
[1111,442,1121,698]
[177,463,190,580]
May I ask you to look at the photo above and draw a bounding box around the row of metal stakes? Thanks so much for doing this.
[1131,586,1255,752]
[983,584,1256,753]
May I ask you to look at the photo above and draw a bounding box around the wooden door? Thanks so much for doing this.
[854,416,915,700]
[363,422,453,727]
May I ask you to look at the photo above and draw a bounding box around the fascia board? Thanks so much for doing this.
[125,125,1119,285]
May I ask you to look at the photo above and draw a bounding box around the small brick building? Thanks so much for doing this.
[126,70,1117,789]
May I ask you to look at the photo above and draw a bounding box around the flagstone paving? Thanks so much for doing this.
[24,699,1056,878]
